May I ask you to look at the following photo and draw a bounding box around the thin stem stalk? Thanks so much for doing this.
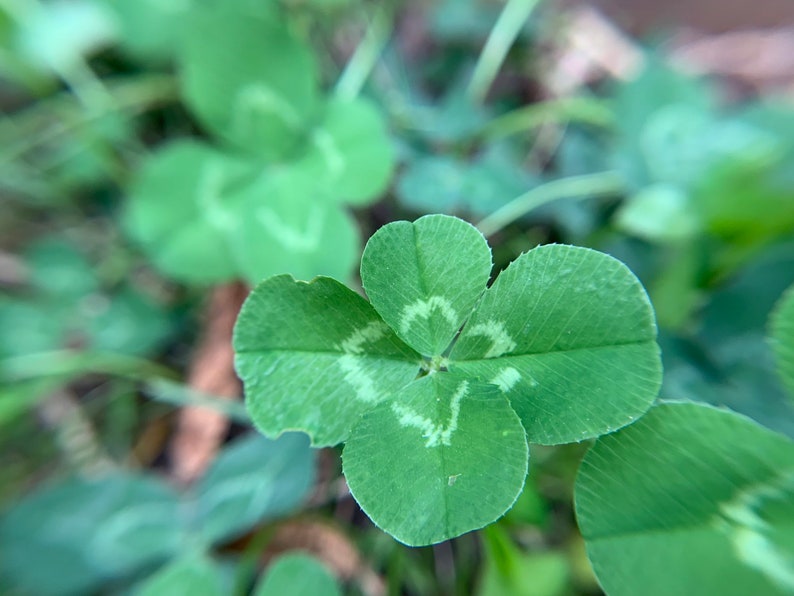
[335,6,393,101]
[466,0,542,105]
[476,170,624,237]
[483,96,613,140]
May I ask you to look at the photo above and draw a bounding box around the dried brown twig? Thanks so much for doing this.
[169,282,249,485]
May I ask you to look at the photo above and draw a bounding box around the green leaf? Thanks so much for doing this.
[180,4,318,158]
[611,58,712,188]
[15,0,116,73]
[194,433,315,544]
[297,98,395,205]
[396,155,470,213]
[234,275,421,446]
[0,474,182,595]
[227,167,360,285]
[360,215,492,356]
[254,553,341,596]
[451,244,661,444]
[24,238,98,298]
[343,373,528,546]
[235,216,662,544]
[771,284,794,398]
[135,552,226,596]
[124,140,255,283]
[0,299,68,358]
[575,401,794,596]
[478,525,569,596]
[615,184,700,243]
[396,147,531,216]
[84,286,173,356]
[108,0,191,62]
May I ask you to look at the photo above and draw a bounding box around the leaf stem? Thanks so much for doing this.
[466,0,542,105]
[483,96,614,140]
[476,170,625,237]
[334,6,393,102]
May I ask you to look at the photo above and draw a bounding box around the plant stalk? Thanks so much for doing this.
[476,170,625,237]
[335,6,393,101]
[466,0,542,105]
[483,96,614,139]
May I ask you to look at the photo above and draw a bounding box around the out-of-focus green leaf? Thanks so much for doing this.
[0,235,173,360]
[658,242,794,436]
[396,149,532,218]
[107,0,191,61]
[85,286,173,356]
[397,155,470,212]
[0,299,68,359]
[24,238,98,298]
[180,3,317,159]
[576,401,794,596]
[135,552,226,596]
[612,61,794,252]
[616,184,699,243]
[502,475,547,527]
[410,83,490,143]
[478,525,569,596]
[648,244,703,330]
[14,0,117,73]
[770,284,794,398]
[227,167,360,285]
[0,473,182,595]
[124,140,255,284]
[296,98,395,205]
[611,59,712,188]
[429,0,501,41]
[660,333,794,440]
[193,433,315,544]
[254,553,341,596]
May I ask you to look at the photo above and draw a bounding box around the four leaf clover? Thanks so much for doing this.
[234,215,662,545]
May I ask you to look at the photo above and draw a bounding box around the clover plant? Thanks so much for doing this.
[234,214,662,545]
[124,0,394,285]
[576,401,794,595]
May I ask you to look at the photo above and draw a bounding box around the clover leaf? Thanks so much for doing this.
[0,433,314,595]
[234,214,662,545]
[180,2,318,160]
[123,137,375,285]
[134,552,226,596]
[224,165,360,284]
[124,140,258,283]
[297,98,396,205]
[255,554,341,596]
[770,283,794,399]
[576,401,794,595]
[124,2,395,286]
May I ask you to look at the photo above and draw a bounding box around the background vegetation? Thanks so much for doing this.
[1,0,793,594]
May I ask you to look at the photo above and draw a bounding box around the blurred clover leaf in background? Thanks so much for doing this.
[770,283,794,399]
[0,432,314,595]
[124,0,394,286]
